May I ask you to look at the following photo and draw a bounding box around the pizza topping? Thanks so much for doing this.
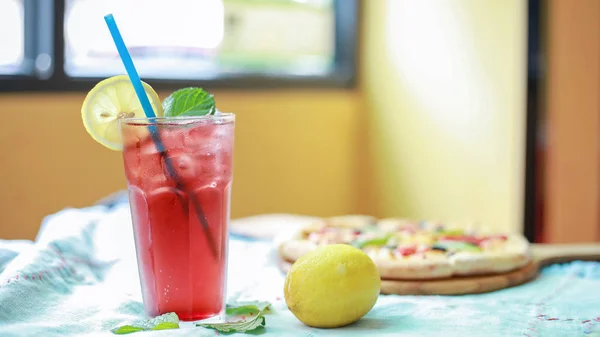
[399,222,419,230]
[395,245,418,256]
[307,232,320,242]
[437,234,508,247]
[399,228,416,235]
[484,234,508,241]
[438,235,484,246]
[411,233,436,245]
[352,234,392,249]
[430,244,447,252]
[307,228,356,245]
[435,240,482,253]
[478,235,509,250]
[416,244,430,253]
[363,225,381,234]
[435,228,465,236]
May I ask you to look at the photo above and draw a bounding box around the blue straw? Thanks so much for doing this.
[103,14,156,118]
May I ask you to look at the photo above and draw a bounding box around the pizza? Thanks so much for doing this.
[278,215,531,280]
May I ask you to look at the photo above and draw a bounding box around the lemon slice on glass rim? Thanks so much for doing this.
[81,75,163,151]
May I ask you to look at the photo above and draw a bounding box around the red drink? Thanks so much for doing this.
[120,114,235,321]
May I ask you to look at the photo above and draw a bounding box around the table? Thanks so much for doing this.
[0,200,598,337]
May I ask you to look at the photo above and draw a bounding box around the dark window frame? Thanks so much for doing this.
[523,0,545,243]
[0,0,358,92]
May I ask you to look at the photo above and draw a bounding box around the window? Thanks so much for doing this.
[0,0,358,91]
[0,0,25,75]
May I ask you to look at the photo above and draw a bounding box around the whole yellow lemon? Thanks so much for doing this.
[284,244,381,328]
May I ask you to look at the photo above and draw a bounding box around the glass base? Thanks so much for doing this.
[178,310,223,322]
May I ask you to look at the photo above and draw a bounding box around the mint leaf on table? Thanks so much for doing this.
[111,326,144,334]
[162,87,216,117]
[196,301,271,333]
[152,322,180,330]
[196,313,266,333]
[111,312,179,334]
[226,301,272,316]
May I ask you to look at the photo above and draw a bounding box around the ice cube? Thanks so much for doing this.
[123,152,142,185]
[170,154,195,178]
[139,167,169,191]
[213,124,232,140]
[159,126,186,150]
[139,142,158,156]
[160,153,200,188]
[184,125,212,150]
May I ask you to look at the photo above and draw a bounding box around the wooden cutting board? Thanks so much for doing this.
[278,243,600,295]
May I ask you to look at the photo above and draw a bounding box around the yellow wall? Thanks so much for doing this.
[360,0,527,233]
[0,0,528,239]
[0,90,361,240]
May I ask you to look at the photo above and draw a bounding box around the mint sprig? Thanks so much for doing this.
[197,313,266,333]
[162,87,216,117]
[111,312,179,334]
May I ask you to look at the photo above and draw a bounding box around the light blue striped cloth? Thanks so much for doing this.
[0,200,599,337]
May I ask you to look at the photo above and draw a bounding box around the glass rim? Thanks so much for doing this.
[120,113,235,125]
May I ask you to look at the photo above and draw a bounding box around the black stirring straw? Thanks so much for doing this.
[104,14,218,258]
